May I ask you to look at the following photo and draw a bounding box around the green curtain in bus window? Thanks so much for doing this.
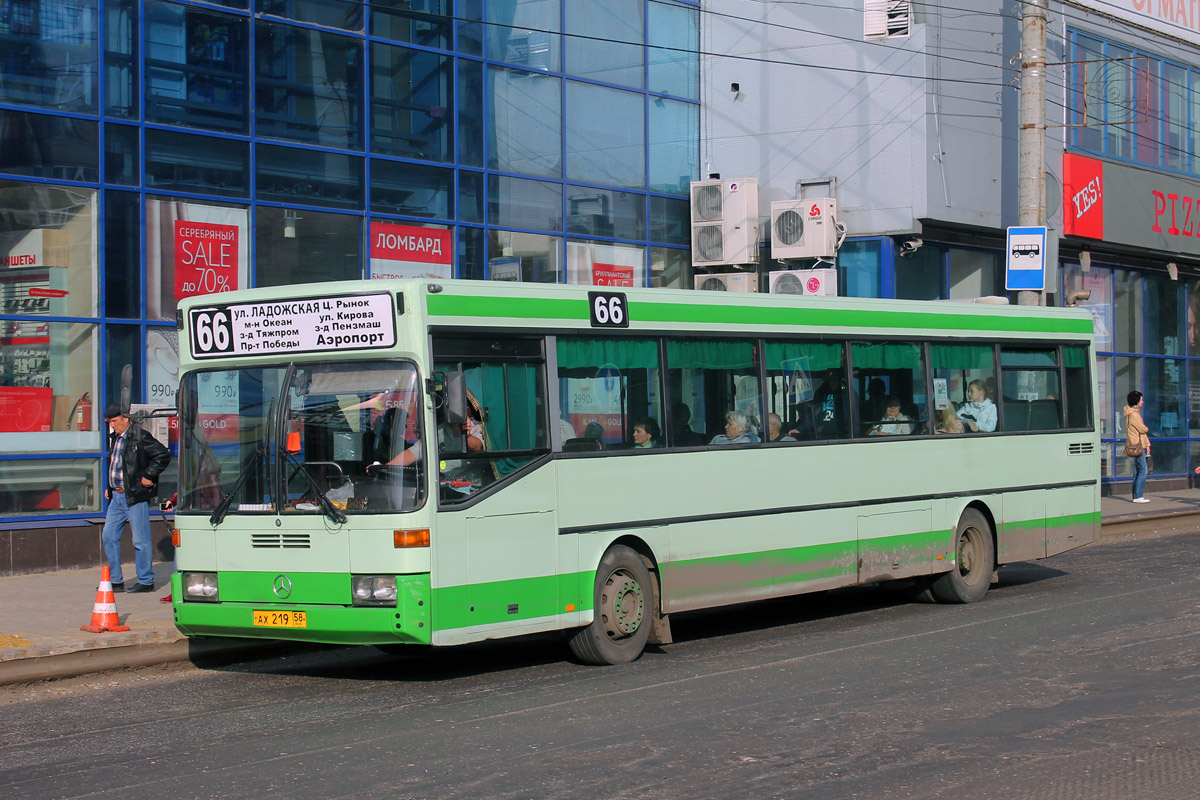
[1001,348,1058,367]
[667,339,754,370]
[1063,345,1087,368]
[470,363,545,456]
[929,344,994,370]
[764,341,842,371]
[557,338,659,373]
[850,342,922,369]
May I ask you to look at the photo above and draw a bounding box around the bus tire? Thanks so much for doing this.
[930,509,994,604]
[568,545,654,665]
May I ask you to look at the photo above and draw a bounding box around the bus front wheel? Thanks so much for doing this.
[568,545,654,665]
[930,509,994,604]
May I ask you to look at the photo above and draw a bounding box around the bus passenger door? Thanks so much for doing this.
[464,468,558,630]
[857,506,934,583]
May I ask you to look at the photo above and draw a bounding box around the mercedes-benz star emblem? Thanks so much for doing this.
[272,574,293,599]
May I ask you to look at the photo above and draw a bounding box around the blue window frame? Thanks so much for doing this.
[1068,29,1198,177]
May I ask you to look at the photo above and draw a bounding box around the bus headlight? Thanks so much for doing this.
[182,572,219,602]
[352,575,397,607]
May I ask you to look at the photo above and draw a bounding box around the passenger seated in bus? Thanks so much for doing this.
[956,379,997,432]
[863,378,888,424]
[710,410,759,444]
[812,370,846,439]
[632,417,660,449]
[767,412,795,442]
[935,407,964,434]
[670,402,707,446]
[867,396,913,436]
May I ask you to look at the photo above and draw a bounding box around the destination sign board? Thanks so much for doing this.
[188,293,397,359]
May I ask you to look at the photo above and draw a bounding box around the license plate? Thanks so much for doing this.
[253,609,307,628]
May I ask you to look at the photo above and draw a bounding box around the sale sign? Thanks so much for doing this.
[593,263,634,287]
[369,221,453,279]
[567,241,644,286]
[175,221,240,300]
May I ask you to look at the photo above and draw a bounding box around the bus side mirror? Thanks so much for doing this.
[443,371,468,426]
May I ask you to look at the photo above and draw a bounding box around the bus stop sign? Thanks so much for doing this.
[1005,226,1047,291]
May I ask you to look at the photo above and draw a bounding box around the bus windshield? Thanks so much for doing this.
[177,361,425,516]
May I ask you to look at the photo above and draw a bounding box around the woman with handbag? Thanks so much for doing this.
[1124,390,1151,503]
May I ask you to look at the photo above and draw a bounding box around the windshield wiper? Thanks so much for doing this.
[284,453,347,524]
[209,446,266,526]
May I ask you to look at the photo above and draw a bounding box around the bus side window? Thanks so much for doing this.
[665,338,760,445]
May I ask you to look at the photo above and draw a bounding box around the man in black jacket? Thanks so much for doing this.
[102,404,170,593]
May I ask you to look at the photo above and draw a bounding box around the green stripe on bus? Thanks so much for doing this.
[1002,511,1100,531]
[432,571,589,631]
[426,294,1093,335]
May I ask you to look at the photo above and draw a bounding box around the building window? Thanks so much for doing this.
[488,66,561,178]
[1068,30,1199,177]
[144,128,250,198]
[488,230,560,282]
[0,0,98,112]
[256,143,364,210]
[0,109,98,183]
[0,179,97,318]
[565,0,643,90]
[370,43,452,163]
[648,1,699,101]
[371,159,453,219]
[566,239,645,286]
[255,207,362,286]
[144,1,248,133]
[144,196,250,323]
[648,97,697,195]
[566,82,645,190]
[255,20,363,150]
[487,0,560,72]
[488,175,563,232]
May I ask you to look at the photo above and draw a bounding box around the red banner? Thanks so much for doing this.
[593,263,634,287]
[370,222,453,266]
[0,387,52,432]
[175,220,240,300]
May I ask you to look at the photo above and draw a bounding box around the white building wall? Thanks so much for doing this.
[703,1,1018,239]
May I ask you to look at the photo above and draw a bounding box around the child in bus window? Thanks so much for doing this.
[957,380,997,432]
[936,407,964,434]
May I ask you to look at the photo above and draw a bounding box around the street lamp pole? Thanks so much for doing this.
[1018,0,1048,306]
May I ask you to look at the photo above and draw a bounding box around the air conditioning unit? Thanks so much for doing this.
[690,178,760,267]
[768,270,805,295]
[800,268,839,297]
[693,272,759,292]
[771,198,838,260]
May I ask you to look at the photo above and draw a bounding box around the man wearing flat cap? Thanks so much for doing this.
[102,405,170,593]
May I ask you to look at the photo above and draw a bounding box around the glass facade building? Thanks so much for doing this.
[0,0,697,556]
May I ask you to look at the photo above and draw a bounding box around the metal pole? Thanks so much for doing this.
[1018,0,1048,306]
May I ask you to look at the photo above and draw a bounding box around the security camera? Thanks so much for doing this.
[899,238,923,256]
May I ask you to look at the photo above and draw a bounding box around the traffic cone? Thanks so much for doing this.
[81,566,131,633]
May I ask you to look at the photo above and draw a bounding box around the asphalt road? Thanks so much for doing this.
[3,526,1200,800]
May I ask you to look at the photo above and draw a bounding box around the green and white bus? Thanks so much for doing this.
[171,279,1099,664]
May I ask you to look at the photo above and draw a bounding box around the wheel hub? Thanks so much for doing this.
[602,571,644,638]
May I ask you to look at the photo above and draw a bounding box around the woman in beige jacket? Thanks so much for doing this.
[1123,390,1150,502]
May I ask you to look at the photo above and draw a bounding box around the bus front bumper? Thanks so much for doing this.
[170,572,432,646]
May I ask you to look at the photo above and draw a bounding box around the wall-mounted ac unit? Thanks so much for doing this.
[768,270,805,295]
[800,268,839,297]
[691,178,760,267]
[771,198,838,260]
[693,272,759,292]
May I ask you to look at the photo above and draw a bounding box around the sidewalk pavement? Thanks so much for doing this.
[3,489,1200,686]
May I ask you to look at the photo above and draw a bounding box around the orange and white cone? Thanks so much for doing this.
[80,565,131,633]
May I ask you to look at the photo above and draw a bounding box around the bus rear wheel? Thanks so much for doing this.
[930,509,994,604]
[568,545,654,665]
